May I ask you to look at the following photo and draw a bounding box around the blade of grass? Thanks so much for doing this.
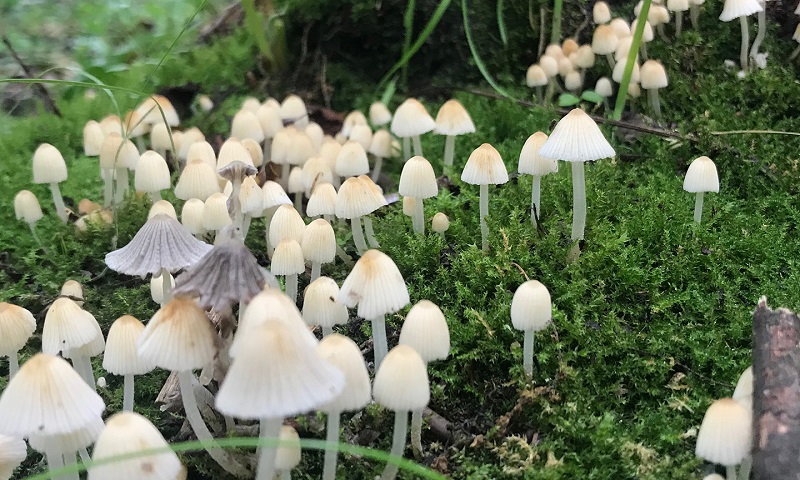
[401,0,417,87]
[381,78,397,105]
[497,0,509,46]
[462,0,511,98]
[242,0,275,66]
[550,0,563,44]
[611,0,650,121]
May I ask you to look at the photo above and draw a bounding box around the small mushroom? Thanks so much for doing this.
[32,143,68,222]
[683,156,719,223]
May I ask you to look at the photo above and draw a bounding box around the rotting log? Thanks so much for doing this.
[752,297,800,480]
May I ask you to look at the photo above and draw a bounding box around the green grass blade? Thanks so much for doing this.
[497,0,509,46]
[381,78,397,105]
[550,0,563,44]
[401,0,417,86]
[242,0,274,65]
[612,0,650,121]
[462,0,511,98]
[377,0,452,90]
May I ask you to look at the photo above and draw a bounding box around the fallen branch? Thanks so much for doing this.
[1,35,62,116]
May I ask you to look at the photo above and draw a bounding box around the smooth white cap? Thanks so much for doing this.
[390,98,436,138]
[519,132,558,176]
[335,141,370,177]
[0,434,27,479]
[461,143,509,185]
[280,94,309,128]
[338,249,409,319]
[510,280,552,332]
[317,334,371,412]
[14,190,43,224]
[368,129,394,158]
[432,212,449,233]
[399,300,450,362]
[32,143,68,184]
[241,138,264,168]
[302,277,349,328]
[538,109,616,162]
[373,345,430,411]
[683,156,719,193]
[640,60,668,89]
[369,101,393,126]
[526,65,549,87]
[83,120,104,156]
[595,77,614,97]
[399,156,438,199]
[591,25,618,55]
[231,110,265,142]
[349,124,373,151]
[593,1,612,23]
[180,198,206,235]
[732,366,753,412]
[103,315,154,375]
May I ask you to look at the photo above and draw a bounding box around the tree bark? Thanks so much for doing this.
[752,297,800,480]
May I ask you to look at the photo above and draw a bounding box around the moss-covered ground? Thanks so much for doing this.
[2,0,800,478]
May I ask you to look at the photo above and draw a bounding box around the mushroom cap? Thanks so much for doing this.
[175,158,220,201]
[42,297,100,356]
[341,110,369,138]
[302,218,337,264]
[538,109,616,162]
[280,94,309,128]
[591,25,618,55]
[32,143,68,184]
[335,176,387,219]
[287,166,305,195]
[231,109,265,142]
[461,143,509,185]
[256,103,284,139]
[335,141,370,177]
[302,277,349,328]
[218,160,257,184]
[667,0,690,10]
[272,239,305,275]
[719,0,762,20]
[574,45,596,68]
[275,425,302,471]
[732,365,753,412]
[99,133,139,170]
[317,334,371,412]
[202,192,233,231]
[593,1,611,23]
[0,434,27,478]
[147,200,177,221]
[373,345,430,411]
[28,416,105,454]
[539,55,559,77]
[306,183,338,217]
[236,289,308,343]
[595,77,614,97]
[83,120,105,156]
[60,280,84,303]
[135,151,171,194]
[302,157,334,195]
[369,101,393,126]
[105,214,212,276]
[609,18,631,38]
[399,156,438,199]
[180,198,206,235]
[14,190,43,224]
[135,94,180,126]
[519,132,558,176]
[185,140,216,169]
[263,181,293,209]
[217,139,255,170]
[348,124,373,151]
[683,156,720,193]
[240,176,264,215]
[565,71,582,91]
[103,315,154,375]
[695,398,751,466]
[390,98,436,138]
[431,212,450,233]
[0,353,105,437]
[0,302,36,355]
[368,129,394,158]
[434,99,476,136]
[269,204,306,246]
[640,60,669,89]
[338,249,410,319]
[612,59,640,83]
[241,138,265,168]
[399,300,450,362]
[526,65,549,87]
[510,280,553,332]
[630,17,654,43]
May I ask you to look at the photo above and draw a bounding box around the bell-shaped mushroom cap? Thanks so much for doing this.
[0,302,36,356]
[0,434,27,479]
[185,140,216,169]
[263,181,292,209]
[241,97,261,113]
[338,249,410,319]
[732,366,753,412]
[369,101,393,126]
[237,289,308,343]
[302,277,349,328]
[270,128,294,166]
[373,345,430,411]
[147,200,177,221]
[317,334,371,412]
[62,318,105,360]
[218,160,257,185]
[434,99,476,136]
[558,57,574,77]
[135,94,180,127]
[591,25,618,55]
[287,166,305,195]
[526,65,549,87]
[630,17,654,43]
[593,1,611,23]
[335,141,370,177]
[335,176,388,219]
[14,190,43,224]
[83,120,105,156]
[202,193,233,231]
[122,110,149,139]
[461,143,509,185]
[216,320,344,419]
[241,138,265,168]
[574,45,596,69]
[60,279,84,303]
[88,411,183,480]
[217,139,255,170]
[609,18,631,38]
[135,151,171,194]
[0,353,105,436]
[269,204,306,246]
[239,176,264,216]
[231,110,265,143]
[399,300,450,363]
[302,157,334,194]
[683,156,719,193]
[432,212,449,233]
[275,425,302,472]
[100,115,123,137]
[150,271,175,305]
[539,55,559,77]
[612,59,640,83]
[175,158,220,201]
[271,239,305,276]
[106,214,212,277]
[390,98,436,138]
[102,316,153,376]
[695,398,751,466]
[719,0,762,21]
[28,416,105,454]
[595,77,614,97]
[177,128,205,162]
[349,124,373,151]
[519,132,558,176]
[302,219,336,264]
[640,60,668,90]
[257,103,284,139]
[149,122,173,154]
[32,143,68,184]
[280,94,309,128]
[510,280,553,332]
[399,156,438,199]
[538,109,616,162]
[368,129,394,158]
[137,297,216,371]
[341,110,368,138]
[320,140,343,170]
[180,198,206,236]
[173,230,265,311]
[307,183,338,217]
[100,134,140,170]
[42,297,99,355]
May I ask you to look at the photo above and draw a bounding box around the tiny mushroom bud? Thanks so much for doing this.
[431,212,450,240]
[683,156,719,224]
[510,280,552,376]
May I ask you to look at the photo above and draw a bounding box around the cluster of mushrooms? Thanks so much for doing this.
[4,86,722,480]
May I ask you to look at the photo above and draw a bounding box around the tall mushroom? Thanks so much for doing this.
[399,156,438,234]
[434,99,476,173]
[461,143,509,252]
[719,0,763,70]
[103,315,153,412]
[390,98,436,160]
[518,132,558,228]
[32,143,69,222]
[640,60,668,119]
[510,280,552,376]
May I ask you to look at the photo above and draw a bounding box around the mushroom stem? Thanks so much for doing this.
[28,223,49,254]
[411,408,424,458]
[281,164,291,188]
[371,315,388,368]
[640,42,649,60]
[45,445,68,480]
[531,175,541,227]
[72,355,95,388]
[49,182,68,222]
[443,135,456,169]
[523,329,535,376]
[265,207,276,257]
[402,137,411,161]
[177,370,249,477]
[726,465,736,480]
[411,197,425,234]
[280,471,291,480]
[323,410,341,480]
[148,191,162,203]
[8,353,19,378]
[381,410,409,480]
[750,10,766,62]
[739,16,750,70]
[412,135,423,157]
[62,451,79,480]
[647,88,662,119]
[160,268,173,306]
[123,373,135,411]
[364,217,381,248]
[791,45,800,60]
[479,183,489,251]
[114,167,129,204]
[231,179,244,232]
[675,11,683,37]
[263,138,273,163]
[351,216,368,254]
[535,85,544,104]
[693,191,705,223]
[739,456,752,480]
[371,156,384,182]
[256,416,283,480]
[570,161,587,242]
[336,245,354,267]
[605,53,616,69]
[242,214,253,239]
[293,193,302,212]
[102,169,113,207]
[322,326,333,337]
[285,274,298,303]
[690,4,700,29]
[311,262,322,282]
[545,79,556,105]
[657,24,669,41]
[78,447,90,465]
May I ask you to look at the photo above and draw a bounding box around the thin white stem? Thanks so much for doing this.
[412,136,423,157]
[265,207,276,257]
[750,10,766,61]
[77,447,90,465]
[103,169,113,207]
[351,216,368,254]
[523,330,535,376]
[371,315,388,369]
[727,465,737,480]
[293,193,302,212]
[647,88,662,119]
[411,408,424,458]
[123,373,135,411]
[371,156,384,182]
[640,42,649,61]
[281,164,291,188]
[531,175,541,227]
[364,217,380,248]
[256,417,283,480]
[740,16,750,71]
[45,445,65,480]
[8,353,19,378]
[402,137,411,161]
[322,326,333,337]
[606,53,616,69]
[571,161,587,241]
[675,11,683,37]
[311,262,322,282]
[285,274,298,303]
[49,182,67,223]
[443,135,456,168]
[738,456,752,480]
[281,470,291,480]
[114,167,129,204]
[62,451,79,480]
[160,268,172,306]
[242,214,253,239]
[411,197,425,234]
[322,410,341,480]
[694,191,705,223]
[690,4,700,30]
[381,410,409,480]
[73,355,95,389]
[479,183,489,251]
[148,191,162,203]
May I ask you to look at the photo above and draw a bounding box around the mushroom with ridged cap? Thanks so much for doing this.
[88,411,183,480]
[269,204,306,250]
[135,151,171,202]
[317,334,371,480]
[42,297,104,387]
[339,249,410,368]
[241,138,265,168]
[369,101,393,126]
[0,302,36,379]
[373,345,430,480]
[32,143,69,222]
[399,300,450,458]
[301,157,334,201]
[137,297,249,477]
[0,434,27,480]
[275,425,301,479]
[434,99,476,172]
[175,158,220,201]
[262,181,293,255]
[181,198,206,239]
[519,132,558,227]
[335,141,370,179]
[135,94,180,127]
[185,140,216,169]
[280,94,309,128]
[28,416,104,475]
[719,0,763,70]
[399,156,438,234]
[391,98,436,159]
[0,353,105,478]
[538,108,616,249]
[303,277,349,336]
[307,183,337,222]
[217,138,255,171]
[695,398,751,480]
[431,212,449,240]
[103,315,154,411]
[203,192,233,243]
[510,280,552,376]
[216,314,344,480]
[83,120,104,156]
[60,279,84,305]
[231,110,265,143]
[336,176,387,254]
[461,143,509,252]
[272,239,305,303]
[640,60,668,118]
[14,190,45,248]
[683,156,719,223]
[177,128,205,165]
[147,200,177,220]
[732,365,754,479]
[302,218,336,281]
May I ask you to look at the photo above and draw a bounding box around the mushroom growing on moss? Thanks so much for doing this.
[510,280,552,376]
[719,0,763,70]
[399,156,438,234]
[518,132,558,228]
[32,143,69,222]
[683,156,719,223]
[0,302,36,378]
[461,143,509,252]
[695,398,751,480]
[434,99,476,173]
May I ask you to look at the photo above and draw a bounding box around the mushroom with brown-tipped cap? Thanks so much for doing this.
[399,156,438,234]
[0,302,36,379]
[42,297,104,388]
[302,218,337,281]
[434,99,476,173]
[336,176,387,255]
[32,143,69,222]
[518,132,558,228]
[431,212,449,240]
[683,156,719,223]
[510,280,552,376]
[695,398,751,480]
[461,143,509,252]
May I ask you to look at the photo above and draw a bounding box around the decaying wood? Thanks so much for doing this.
[752,297,800,480]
